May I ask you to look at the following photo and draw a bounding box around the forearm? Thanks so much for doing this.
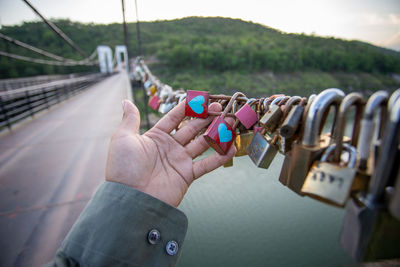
[46,182,188,267]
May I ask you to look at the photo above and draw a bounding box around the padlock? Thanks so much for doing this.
[247,131,279,169]
[185,90,210,118]
[284,88,345,194]
[280,97,306,139]
[223,158,234,168]
[235,98,259,129]
[340,97,400,262]
[356,91,388,190]
[232,99,254,157]
[149,85,157,96]
[203,92,244,155]
[148,95,161,111]
[326,93,365,192]
[388,88,400,113]
[259,96,289,133]
[279,94,316,186]
[332,93,364,161]
[301,143,357,206]
[235,130,254,157]
[278,96,302,154]
[158,93,175,114]
[144,80,152,89]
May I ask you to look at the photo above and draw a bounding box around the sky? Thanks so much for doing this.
[0,0,399,51]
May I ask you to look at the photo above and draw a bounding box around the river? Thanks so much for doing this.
[177,151,357,267]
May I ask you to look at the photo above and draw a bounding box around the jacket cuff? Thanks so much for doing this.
[60,181,188,266]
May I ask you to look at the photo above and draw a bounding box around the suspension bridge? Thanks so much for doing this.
[0,0,141,266]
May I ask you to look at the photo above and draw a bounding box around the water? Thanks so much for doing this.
[177,151,357,267]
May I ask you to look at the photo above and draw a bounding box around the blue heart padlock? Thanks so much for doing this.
[218,123,232,143]
[188,95,205,114]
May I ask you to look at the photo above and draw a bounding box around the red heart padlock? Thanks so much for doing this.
[235,99,258,129]
[185,90,210,118]
[148,95,161,111]
[203,92,245,155]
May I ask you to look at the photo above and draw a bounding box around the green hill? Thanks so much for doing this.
[1,17,399,95]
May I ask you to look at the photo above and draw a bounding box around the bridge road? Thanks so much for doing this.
[0,72,132,267]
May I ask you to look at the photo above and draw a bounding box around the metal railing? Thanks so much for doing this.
[0,73,94,92]
[0,73,110,131]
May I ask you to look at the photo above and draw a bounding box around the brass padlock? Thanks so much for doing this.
[301,143,357,207]
[279,94,316,186]
[259,96,289,133]
[223,158,234,168]
[284,89,345,195]
[149,85,157,96]
[235,130,254,157]
[356,91,388,192]
[340,98,400,262]
[247,131,280,169]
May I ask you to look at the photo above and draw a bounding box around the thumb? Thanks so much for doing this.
[120,99,141,133]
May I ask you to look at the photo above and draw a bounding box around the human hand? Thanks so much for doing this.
[106,100,236,207]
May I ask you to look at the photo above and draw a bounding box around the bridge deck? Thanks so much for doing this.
[0,72,131,267]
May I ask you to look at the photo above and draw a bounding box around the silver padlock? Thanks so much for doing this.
[356,91,388,188]
[340,97,400,262]
[247,131,279,169]
[301,143,357,207]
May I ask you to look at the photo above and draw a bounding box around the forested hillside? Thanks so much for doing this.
[1,17,399,95]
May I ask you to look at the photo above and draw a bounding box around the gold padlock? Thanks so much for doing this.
[149,85,157,96]
[301,143,357,207]
[235,131,254,157]
[223,158,233,168]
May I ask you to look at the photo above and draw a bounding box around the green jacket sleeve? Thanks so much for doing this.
[45,182,188,267]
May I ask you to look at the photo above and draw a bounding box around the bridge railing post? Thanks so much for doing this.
[25,90,34,117]
[42,88,50,109]
[0,96,11,130]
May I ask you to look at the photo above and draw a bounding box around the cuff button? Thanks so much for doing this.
[166,240,179,256]
[147,229,161,245]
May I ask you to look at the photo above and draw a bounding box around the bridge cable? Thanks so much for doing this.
[0,51,98,66]
[21,0,88,58]
[0,32,86,63]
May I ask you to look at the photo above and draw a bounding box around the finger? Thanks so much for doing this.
[185,114,235,158]
[152,101,185,133]
[174,102,222,146]
[120,99,140,134]
[192,145,236,179]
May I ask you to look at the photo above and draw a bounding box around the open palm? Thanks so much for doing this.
[106,100,235,207]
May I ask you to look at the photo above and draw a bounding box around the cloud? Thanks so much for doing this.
[360,13,400,26]
[379,31,400,50]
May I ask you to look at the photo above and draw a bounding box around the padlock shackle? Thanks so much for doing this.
[222,92,246,117]
[357,91,389,165]
[270,96,285,106]
[209,94,248,102]
[364,91,388,120]
[333,93,365,162]
[320,143,357,167]
[388,88,400,112]
[282,96,302,119]
[365,98,400,207]
[302,88,345,146]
